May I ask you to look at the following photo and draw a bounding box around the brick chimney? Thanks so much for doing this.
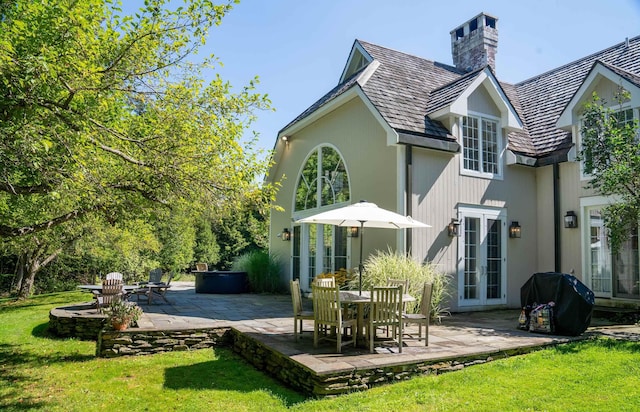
[450,13,498,73]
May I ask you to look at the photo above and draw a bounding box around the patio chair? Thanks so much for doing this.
[105,272,123,281]
[290,279,314,342]
[402,283,433,346]
[386,278,409,332]
[133,273,173,304]
[312,284,357,353]
[367,285,403,353]
[313,277,335,287]
[195,262,208,271]
[95,278,124,311]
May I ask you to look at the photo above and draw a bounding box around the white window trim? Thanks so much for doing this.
[457,205,508,307]
[459,111,504,180]
[579,105,638,181]
[579,195,621,297]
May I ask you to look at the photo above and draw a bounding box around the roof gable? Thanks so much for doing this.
[426,66,523,131]
[340,41,374,83]
[515,35,640,157]
[557,60,640,129]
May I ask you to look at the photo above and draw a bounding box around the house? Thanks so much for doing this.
[267,13,640,311]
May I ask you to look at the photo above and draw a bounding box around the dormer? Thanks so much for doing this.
[339,40,374,83]
[557,60,640,130]
[426,67,522,132]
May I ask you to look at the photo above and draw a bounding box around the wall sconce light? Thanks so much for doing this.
[281,135,289,145]
[564,211,578,228]
[281,228,291,241]
[447,218,460,237]
[509,221,522,238]
[347,226,359,238]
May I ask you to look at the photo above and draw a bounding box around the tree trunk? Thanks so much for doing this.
[17,252,38,299]
[16,247,63,299]
[11,253,26,295]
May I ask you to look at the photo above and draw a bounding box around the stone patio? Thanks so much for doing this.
[53,281,640,396]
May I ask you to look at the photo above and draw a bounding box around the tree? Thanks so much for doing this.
[580,90,640,253]
[0,0,277,297]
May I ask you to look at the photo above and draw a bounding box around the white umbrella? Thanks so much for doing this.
[296,200,430,294]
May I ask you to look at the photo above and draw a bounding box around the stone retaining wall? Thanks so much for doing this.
[49,304,107,340]
[230,329,548,397]
[97,327,231,357]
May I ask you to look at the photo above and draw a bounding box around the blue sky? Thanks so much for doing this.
[200,1,640,155]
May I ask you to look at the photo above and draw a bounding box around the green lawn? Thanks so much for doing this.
[2,292,640,411]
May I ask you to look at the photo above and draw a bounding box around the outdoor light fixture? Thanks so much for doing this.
[447,218,460,237]
[281,228,291,241]
[509,221,522,238]
[281,135,289,145]
[564,211,578,228]
[347,226,359,238]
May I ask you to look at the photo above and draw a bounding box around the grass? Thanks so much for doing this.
[2,292,640,411]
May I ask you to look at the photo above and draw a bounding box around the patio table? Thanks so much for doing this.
[338,290,416,345]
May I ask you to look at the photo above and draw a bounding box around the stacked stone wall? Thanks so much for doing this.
[97,328,231,357]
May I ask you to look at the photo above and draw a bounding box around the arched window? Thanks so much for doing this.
[295,146,350,211]
[292,146,351,291]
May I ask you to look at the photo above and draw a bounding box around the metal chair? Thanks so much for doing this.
[290,279,314,341]
[312,284,357,353]
[402,283,433,346]
[368,285,403,353]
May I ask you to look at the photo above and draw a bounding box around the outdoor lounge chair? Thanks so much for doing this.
[95,278,124,311]
[402,282,432,346]
[133,273,173,304]
[105,272,123,281]
[367,285,403,353]
[312,284,357,353]
[290,279,314,341]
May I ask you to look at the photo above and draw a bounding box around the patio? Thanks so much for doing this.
[52,281,640,396]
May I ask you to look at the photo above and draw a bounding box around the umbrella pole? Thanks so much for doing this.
[359,221,364,295]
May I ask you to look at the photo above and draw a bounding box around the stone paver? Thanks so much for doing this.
[128,281,640,376]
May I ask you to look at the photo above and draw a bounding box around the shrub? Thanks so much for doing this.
[349,248,451,319]
[232,250,284,293]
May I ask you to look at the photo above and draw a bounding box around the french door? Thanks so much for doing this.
[584,203,639,299]
[457,206,507,307]
[292,224,349,292]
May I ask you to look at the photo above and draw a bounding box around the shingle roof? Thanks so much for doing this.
[279,67,363,134]
[598,60,640,89]
[514,36,640,156]
[281,35,640,160]
[356,41,464,140]
[424,67,484,115]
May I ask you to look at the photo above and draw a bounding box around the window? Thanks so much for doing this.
[580,107,638,180]
[295,146,350,211]
[462,115,501,178]
[293,146,351,290]
[585,204,639,299]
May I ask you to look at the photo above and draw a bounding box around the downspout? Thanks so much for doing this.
[405,144,413,253]
[553,162,561,272]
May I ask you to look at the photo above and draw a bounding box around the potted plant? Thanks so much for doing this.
[106,299,143,331]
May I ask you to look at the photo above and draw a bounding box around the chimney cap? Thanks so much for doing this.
[449,12,499,36]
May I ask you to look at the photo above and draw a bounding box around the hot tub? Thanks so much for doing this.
[194,271,248,294]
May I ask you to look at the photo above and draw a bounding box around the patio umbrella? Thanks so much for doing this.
[296,200,431,294]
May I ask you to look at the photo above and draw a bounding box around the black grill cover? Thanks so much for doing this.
[520,272,595,336]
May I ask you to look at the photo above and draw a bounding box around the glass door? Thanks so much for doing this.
[296,223,349,292]
[458,207,507,307]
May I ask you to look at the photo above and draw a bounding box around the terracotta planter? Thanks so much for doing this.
[111,320,129,331]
